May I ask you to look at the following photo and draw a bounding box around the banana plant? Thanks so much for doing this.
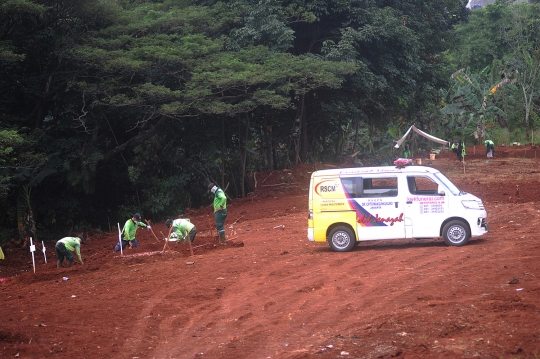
[440,67,506,142]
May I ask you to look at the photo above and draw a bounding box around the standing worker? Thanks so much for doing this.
[451,141,459,156]
[403,144,411,159]
[450,141,458,155]
[208,183,228,245]
[114,213,150,252]
[56,236,84,268]
[457,140,466,163]
[165,218,197,243]
[485,139,495,158]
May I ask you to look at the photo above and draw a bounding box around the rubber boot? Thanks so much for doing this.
[57,260,62,269]
[67,260,73,268]
[219,233,227,245]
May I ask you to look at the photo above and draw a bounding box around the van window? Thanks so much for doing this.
[341,178,357,198]
[407,176,438,195]
[362,177,398,197]
[341,176,398,198]
[433,172,461,195]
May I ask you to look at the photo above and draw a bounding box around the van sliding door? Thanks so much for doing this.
[346,176,405,241]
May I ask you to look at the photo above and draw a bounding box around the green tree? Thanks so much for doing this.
[441,67,506,142]
[448,0,511,71]
[0,0,46,62]
[0,0,119,129]
[0,0,475,235]
[500,2,540,142]
[300,0,467,158]
[67,2,356,196]
[0,126,50,245]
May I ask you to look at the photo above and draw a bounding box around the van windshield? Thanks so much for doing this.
[434,172,461,196]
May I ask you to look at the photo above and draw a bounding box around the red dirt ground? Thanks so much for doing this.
[1,145,540,359]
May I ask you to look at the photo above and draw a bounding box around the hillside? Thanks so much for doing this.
[1,146,540,359]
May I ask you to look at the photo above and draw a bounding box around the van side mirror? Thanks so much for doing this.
[438,185,445,196]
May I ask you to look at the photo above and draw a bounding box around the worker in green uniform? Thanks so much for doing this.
[451,141,458,155]
[457,140,466,163]
[165,218,197,243]
[208,183,228,245]
[484,139,495,157]
[114,213,150,252]
[402,144,411,159]
[56,236,84,268]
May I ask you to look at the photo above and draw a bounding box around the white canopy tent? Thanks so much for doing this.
[394,125,449,149]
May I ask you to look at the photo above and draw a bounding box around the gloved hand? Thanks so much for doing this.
[147,226,151,230]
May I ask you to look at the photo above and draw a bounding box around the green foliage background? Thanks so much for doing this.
[0,0,539,243]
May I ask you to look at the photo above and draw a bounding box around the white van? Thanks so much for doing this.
[307,165,488,251]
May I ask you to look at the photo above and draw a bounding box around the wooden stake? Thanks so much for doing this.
[160,231,172,253]
[118,223,123,257]
[144,220,161,243]
[208,216,217,240]
[30,237,36,273]
[231,215,245,225]
[261,171,274,185]
[187,239,194,256]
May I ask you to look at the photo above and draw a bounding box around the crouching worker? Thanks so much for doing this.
[114,213,149,252]
[485,139,495,158]
[56,236,84,268]
[166,218,197,243]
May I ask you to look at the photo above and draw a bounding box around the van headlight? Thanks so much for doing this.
[462,200,483,209]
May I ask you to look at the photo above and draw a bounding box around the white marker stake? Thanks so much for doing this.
[118,223,123,256]
[29,237,36,273]
[42,240,47,264]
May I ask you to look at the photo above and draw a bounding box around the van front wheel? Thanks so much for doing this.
[442,220,470,246]
[328,226,356,252]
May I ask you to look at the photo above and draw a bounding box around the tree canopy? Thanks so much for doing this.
[4,0,538,243]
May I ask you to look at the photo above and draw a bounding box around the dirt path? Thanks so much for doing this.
[1,148,540,358]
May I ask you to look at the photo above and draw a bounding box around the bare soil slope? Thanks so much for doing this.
[1,146,540,359]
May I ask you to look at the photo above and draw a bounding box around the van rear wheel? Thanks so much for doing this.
[442,220,470,246]
[328,226,356,252]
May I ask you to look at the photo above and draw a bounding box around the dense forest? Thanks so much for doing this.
[1,0,539,243]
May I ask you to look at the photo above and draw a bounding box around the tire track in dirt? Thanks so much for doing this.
[153,261,287,357]
[149,295,220,358]
[117,284,176,357]
[121,251,267,358]
[118,256,230,357]
[152,270,256,357]
[136,215,334,358]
